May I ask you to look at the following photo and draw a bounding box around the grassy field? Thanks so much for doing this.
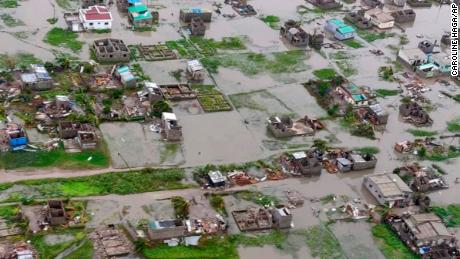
[30,228,86,259]
[66,239,93,259]
[0,0,18,8]
[375,88,399,97]
[343,39,363,49]
[372,224,419,259]
[447,120,460,132]
[357,30,395,42]
[353,146,380,155]
[313,68,337,80]
[43,28,83,52]
[166,37,245,59]
[0,168,192,202]
[432,204,460,227]
[0,13,24,27]
[0,148,110,170]
[302,225,345,259]
[407,129,438,137]
[0,52,42,70]
[0,204,20,219]
[209,194,227,216]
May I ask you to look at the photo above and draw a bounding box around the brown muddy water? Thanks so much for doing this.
[1,0,460,258]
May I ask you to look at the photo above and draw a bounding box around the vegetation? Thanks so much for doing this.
[407,129,438,137]
[0,168,191,202]
[432,204,460,227]
[0,205,20,219]
[453,94,460,103]
[234,190,279,207]
[166,36,245,59]
[43,28,83,52]
[0,147,109,170]
[191,85,232,112]
[209,194,227,216]
[353,146,380,155]
[46,17,58,24]
[30,228,87,259]
[0,52,42,71]
[66,239,93,259]
[447,120,460,132]
[342,39,363,49]
[372,224,419,259]
[202,50,308,76]
[313,68,337,80]
[151,100,172,118]
[358,31,395,42]
[0,14,24,27]
[375,88,399,97]
[260,15,280,29]
[417,146,460,162]
[231,231,288,248]
[335,60,356,77]
[55,0,72,10]
[172,196,189,219]
[302,225,345,259]
[378,66,394,81]
[0,0,18,8]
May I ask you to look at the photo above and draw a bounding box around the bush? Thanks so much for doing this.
[151,100,172,118]
[172,196,189,219]
[210,195,227,216]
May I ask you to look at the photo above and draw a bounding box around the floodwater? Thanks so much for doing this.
[1,0,460,258]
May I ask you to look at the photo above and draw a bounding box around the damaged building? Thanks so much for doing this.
[387,213,459,258]
[280,20,309,47]
[179,8,212,22]
[364,8,395,29]
[161,112,182,141]
[267,115,322,138]
[361,0,383,8]
[137,81,163,104]
[391,9,416,23]
[399,101,433,126]
[307,0,341,10]
[46,200,66,226]
[229,0,257,16]
[92,38,130,63]
[0,122,28,151]
[90,225,134,258]
[147,219,187,240]
[186,60,206,81]
[347,152,378,171]
[232,206,292,232]
[363,173,413,208]
[281,151,322,177]
[356,103,389,125]
[159,84,197,101]
[345,11,373,29]
[190,16,206,36]
[418,40,435,54]
[396,164,448,192]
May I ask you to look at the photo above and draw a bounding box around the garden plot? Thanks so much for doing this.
[100,122,184,168]
[191,84,232,112]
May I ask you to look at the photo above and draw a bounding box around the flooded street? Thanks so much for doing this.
[0,0,459,258]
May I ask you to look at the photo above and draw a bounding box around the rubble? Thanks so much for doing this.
[395,164,448,192]
[92,39,130,63]
[89,225,134,258]
[159,84,197,101]
[399,101,433,126]
[280,20,308,47]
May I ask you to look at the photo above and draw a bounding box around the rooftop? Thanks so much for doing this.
[367,173,412,198]
[80,5,112,21]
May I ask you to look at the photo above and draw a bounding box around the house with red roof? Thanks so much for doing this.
[79,5,112,30]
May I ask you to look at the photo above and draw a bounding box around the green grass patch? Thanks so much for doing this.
[0,168,191,201]
[342,39,363,49]
[143,235,238,259]
[335,60,356,77]
[0,205,19,219]
[231,231,288,248]
[55,0,72,10]
[66,239,93,259]
[330,51,348,60]
[453,94,460,103]
[0,148,109,170]
[0,52,42,70]
[260,15,280,29]
[353,146,380,155]
[234,190,279,207]
[209,194,227,216]
[357,30,395,42]
[228,90,273,111]
[0,14,24,27]
[302,225,345,259]
[372,224,419,259]
[447,120,460,132]
[313,68,337,80]
[0,0,18,8]
[166,37,245,59]
[43,28,83,52]
[375,88,399,97]
[159,143,180,163]
[407,129,438,137]
[30,228,86,259]
[432,204,460,227]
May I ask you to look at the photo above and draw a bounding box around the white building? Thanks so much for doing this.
[363,173,412,208]
[364,8,395,29]
[79,5,112,30]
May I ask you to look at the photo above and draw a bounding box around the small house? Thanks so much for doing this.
[92,38,130,63]
[137,81,163,103]
[430,53,451,74]
[47,200,66,225]
[364,8,395,29]
[115,66,136,88]
[363,173,413,208]
[349,153,377,171]
[232,207,273,231]
[190,17,206,36]
[161,112,182,141]
[345,11,373,29]
[280,20,309,47]
[186,60,205,81]
[307,0,341,10]
[207,171,227,187]
[368,103,389,124]
[324,19,356,40]
[128,4,154,27]
[20,64,53,91]
[270,206,293,229]
[79,5,112,30]
[179,8,212,22]
[147,219,187,241]
[77,131,97,149]
[391,9,416,23]
[336,157,352,172]
[418,40,434,54]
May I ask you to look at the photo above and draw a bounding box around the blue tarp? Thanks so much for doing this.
[9,137,27,147]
